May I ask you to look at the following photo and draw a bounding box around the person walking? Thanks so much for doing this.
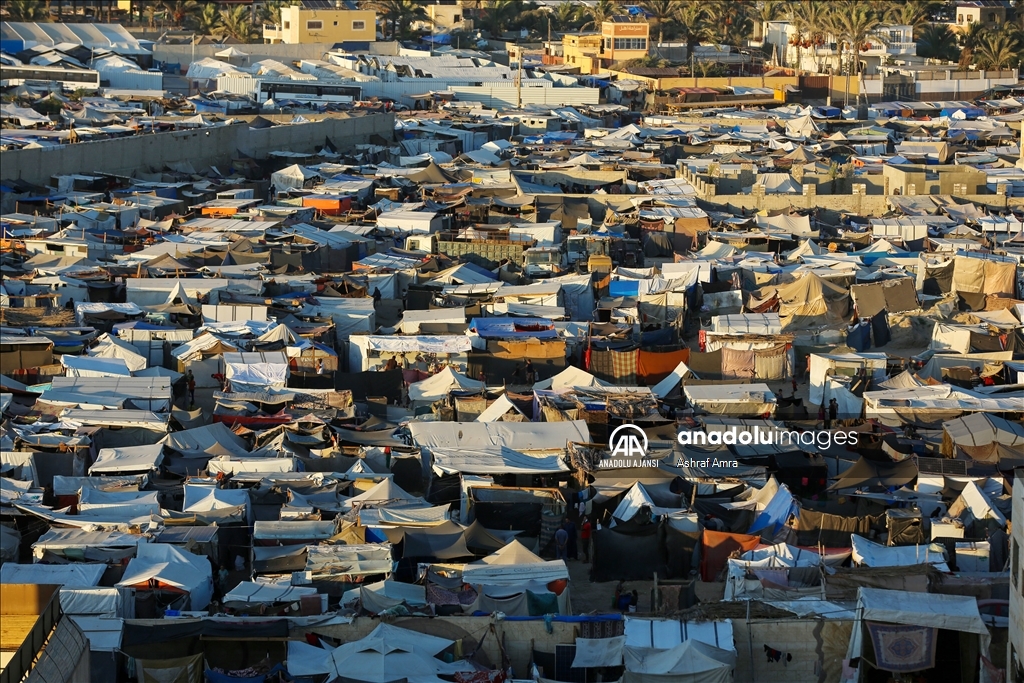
[827,398,838,429]
[580,517,592,563]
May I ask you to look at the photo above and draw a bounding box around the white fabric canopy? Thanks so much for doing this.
[408,367,484,403]
[533,365,611,392]
[89,444,164,474]
[409,420,589,451]
[850,535,948,571]
[117,543,213,610]
[224,582,317,604]
[431,446,568,475]
[623,640,735,683]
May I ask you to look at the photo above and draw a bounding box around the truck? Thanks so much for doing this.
[522,247,565,278]
[405,232,534,264]
[567,235,645,271]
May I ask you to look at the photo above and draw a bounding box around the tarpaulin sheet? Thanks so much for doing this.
[983,260,1017,296]
[592,520,667,582]
[828,457,917,491]
[666,526,700,578]
[883,278,918,313]
[573,636,626,668]
[754,349,787,380]
[139,654,203,683]
[365,336,472,353]
[953,257,986,294]
[590,348,638,386]
[637,348,690,384]
[688,350,722,379]
[721,348,755,380]
[797,508,882,547]
[922,261,953,295]
[851,283,887,319]
[700,530,760,582]
[871,314,891,347]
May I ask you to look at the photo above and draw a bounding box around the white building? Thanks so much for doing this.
[764,21,916,75]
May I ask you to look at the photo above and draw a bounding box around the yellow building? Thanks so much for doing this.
[263,5,376,45]
[601,18,649,65]
[422,0,473,32]
[559,18,651,74]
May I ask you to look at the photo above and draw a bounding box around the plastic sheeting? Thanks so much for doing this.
[850,535,948,571]
[90,444,164,474]
[117,543,213,610]
[432,446,568,475]
[623,640,735,683]
[409,420,589,451]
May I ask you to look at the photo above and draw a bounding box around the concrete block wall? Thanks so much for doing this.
[2,113,395,186]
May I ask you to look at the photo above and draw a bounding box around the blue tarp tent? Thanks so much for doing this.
[748,483,798,536]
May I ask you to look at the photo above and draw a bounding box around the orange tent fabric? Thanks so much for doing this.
[637,348,690,384]
[700,530,761,581]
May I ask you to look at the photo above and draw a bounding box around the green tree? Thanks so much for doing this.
[370,0,431,40]
[828,1,885,106]
[550,0,582,32]
[973,29,1021,70]
[258,0,287,27]
[220,5,257,42]
[750,0,785,42]
[957,20,988,68]
[675,1,713,68]
[884,0,938,39]
[642,0,676,46]
[481,0,536,37]
[6,0,50,21]
[705,0,753,46]
[191,2,223,36]
[161,0,199,27]
[579,0,616,31]
[916,23,960,62]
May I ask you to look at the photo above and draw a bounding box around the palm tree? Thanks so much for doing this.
[550,0,581,32]
[258,0,288,27]
[973,30,1021,70]
[6,0,50,21]
[884,0,937,39]
[579,0,616,31]
[751,0,785,43]
[705,0,753,46]
[642,0,675,47]
[370,0,431,40]
[788,0,830,72]
[192,2,223,36]
[481,0,534,37]
[161,0,199,28]
[829,1,885,107]
[220,5,257,42]
[917,23,960,62]
[675,1,712,68]
[957,20,988,68]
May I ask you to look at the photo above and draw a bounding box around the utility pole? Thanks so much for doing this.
[515,45,523,109]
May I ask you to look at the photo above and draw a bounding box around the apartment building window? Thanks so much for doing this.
[957,14,963,23]
[967,14,974,22]
[353,20,366,30]
[990,13,997,22]
[454,14,461,22]
[283,21,290,29]
[307,20,323,30]
[613,38,647,50]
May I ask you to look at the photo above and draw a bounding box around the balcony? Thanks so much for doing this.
[263,24,284,42]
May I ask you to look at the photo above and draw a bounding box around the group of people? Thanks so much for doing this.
[554,515,593,563]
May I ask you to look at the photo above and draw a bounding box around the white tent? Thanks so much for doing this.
[475,394,526,422]
[409,420,589,451]
[784,239,823,262]
[533,365,611,392]
[117,543,213,610]
[947,480,1007,528]
[89,444,164,475]
[407,367,485,406]
[651,361,696,399]
[850,535,948,571]
[60,354,132,378]
[224,582,316,604]
[476,539,543,565]
[270,164,323,190]
[612,482,658,523]
[431,446,568,475]
[1,563,105,586]
[754,173,802,194]
[183,483,251,522]
[623,640,736,683]
[78,488,160,517]
[323,623,473,683]
[87,333,148,373]
[845,588,990,681]
[223,351,289,390]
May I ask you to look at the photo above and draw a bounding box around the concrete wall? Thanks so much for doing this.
[2,113,395,186]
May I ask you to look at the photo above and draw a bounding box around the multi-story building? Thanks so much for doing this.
[764,21,915,75]
[952,0,1008,30]
[553,17,650,75]
[263,4,376,46]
